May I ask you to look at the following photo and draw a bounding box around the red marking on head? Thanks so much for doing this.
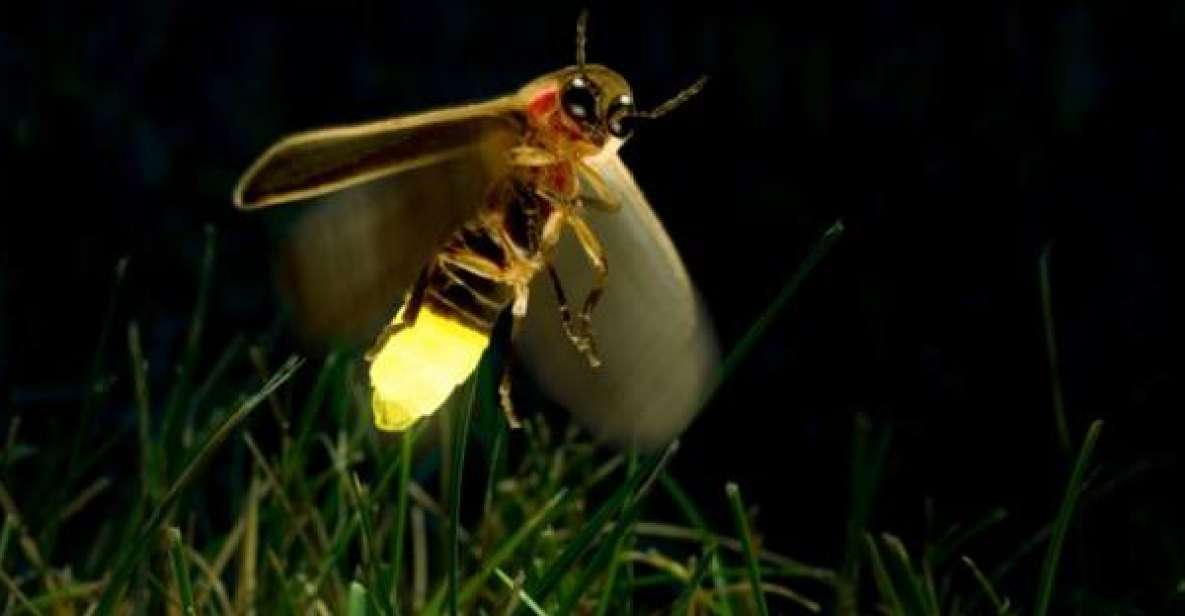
[528,89,558,120]
[528,86,589,143]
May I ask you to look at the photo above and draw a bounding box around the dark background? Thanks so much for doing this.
[2,1,1181,611]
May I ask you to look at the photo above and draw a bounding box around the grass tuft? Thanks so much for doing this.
[0,221,1128,614]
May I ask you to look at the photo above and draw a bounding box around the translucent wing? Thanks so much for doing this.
[243,98,524,345]
[517,142,720,448]
[234,96,522,208]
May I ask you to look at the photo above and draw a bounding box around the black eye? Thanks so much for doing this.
[562,76,599,124]
[606,95,637,138]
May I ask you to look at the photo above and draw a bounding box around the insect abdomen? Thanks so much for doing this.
[368,177,553,431]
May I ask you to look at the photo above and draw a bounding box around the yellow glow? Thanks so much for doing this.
[368,305,490,431]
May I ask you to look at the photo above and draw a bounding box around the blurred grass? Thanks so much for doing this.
[0,220,1122,614]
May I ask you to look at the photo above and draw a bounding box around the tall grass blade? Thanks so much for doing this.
[865,533,903,615]
[1033,419,1103,616]
[1039,242,1072,459]
[167,527,196,615]
[726,482,769,616]
[446,375,479,616]
[715,219,844,388]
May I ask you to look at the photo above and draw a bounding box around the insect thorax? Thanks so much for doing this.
[424,165,569,332]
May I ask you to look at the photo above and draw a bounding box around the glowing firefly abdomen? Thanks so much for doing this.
[368,172,564,430]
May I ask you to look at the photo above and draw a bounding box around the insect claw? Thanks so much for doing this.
[498,370,523,429]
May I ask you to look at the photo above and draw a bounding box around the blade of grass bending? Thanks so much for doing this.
[167,527,196,615]
[1033,419,1103,616]
[520,441,678,612]
[714,219,844,392]
[93,355,303,616]
[556,445,679,614]
[1039,242,1072,460]
[447,375,480,616]
[726,483,769,616]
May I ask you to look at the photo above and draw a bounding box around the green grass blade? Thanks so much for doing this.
[0,513,14,567]
[672,546,716,615]
[128,321,156,500]
[388,423,423,614]
[660,474,709,532]
[521,441,677,612]
[425,489,570,615]
[349,581,370,616]
[167,527,196,615]
[557,462,659,615]
[715,219,844,389]
[1033,419,1103,616]
[1039,242,1072,459]
[879,533,934,616]
[865,533,903,615]
[494,568,547,616]
[838,415,890,615]
[961,556,1009,615]
[93,355,302,616]
[660,474,735,615]
[447,375,479,616]
[726,482,769,616]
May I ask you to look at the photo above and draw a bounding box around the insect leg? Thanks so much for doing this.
[547,260,602,368]
[365,265,431,361]
[497,284,530,429]
[564,214,608,367]
[574,159,620,212]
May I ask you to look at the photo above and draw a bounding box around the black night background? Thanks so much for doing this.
[2,1,1181,613]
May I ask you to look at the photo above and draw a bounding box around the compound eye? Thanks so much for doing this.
[606,94,637,138]
[562,76,599,124]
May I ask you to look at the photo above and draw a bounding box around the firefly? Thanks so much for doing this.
[233,12,718,447]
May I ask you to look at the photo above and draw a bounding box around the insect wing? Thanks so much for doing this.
[517,145,720,448]
[234,97,522,208]
[245,99,523,346]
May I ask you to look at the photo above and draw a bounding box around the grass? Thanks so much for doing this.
[0,219,1121,614]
